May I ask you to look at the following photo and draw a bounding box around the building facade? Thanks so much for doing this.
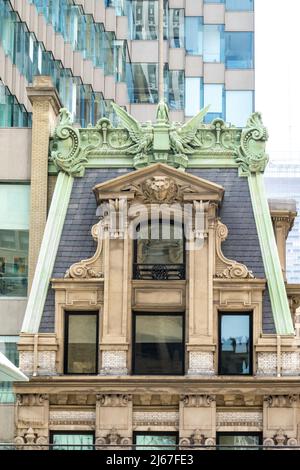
[10,94,300,450]
[0,0,256,444]
[265,162,300,285]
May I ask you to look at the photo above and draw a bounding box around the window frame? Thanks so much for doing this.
[133,218,186,280]
[218,311,253,376]
[132,311,185,376]
[133,431,179,450]
[64,310,99,375]
[216,431,262,449]
[50,431,95,451]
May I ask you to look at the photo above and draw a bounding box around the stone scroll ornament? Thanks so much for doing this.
[65,221,104,279]
[236,112,269,176]
[215,219,254,279]
[50,108,87,176]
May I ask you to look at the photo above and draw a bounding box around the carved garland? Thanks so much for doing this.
[215,219,254,279]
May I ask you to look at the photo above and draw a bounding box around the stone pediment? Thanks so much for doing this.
[93,163,224,205]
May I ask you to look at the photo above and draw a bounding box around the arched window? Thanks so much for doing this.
[133,218,185,280]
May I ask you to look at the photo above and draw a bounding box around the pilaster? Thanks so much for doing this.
[27,76,61,290]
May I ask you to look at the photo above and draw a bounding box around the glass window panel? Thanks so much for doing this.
[203,25,224,62]
[225,32,254,69]
[129,63,168,104]
[128,0,168,40]
[66,313,98,374]
[52,433,94,450]
[135,434,177,450]
[218,433,260,450]
[136,221,184,264]
[204,84,224,112]
[185,17,203,55]
[134,314,184,375]
[185,78,203,116]
[225,90,253,127]
[219,313,251,375]
[0,184,29,297]
[205,0,224,3]
[0,337,19,403]
[169,9,184,48]
[168,71,184,110]
[225,0,253,11]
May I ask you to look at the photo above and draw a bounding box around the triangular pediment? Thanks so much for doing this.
[93,163,224,204]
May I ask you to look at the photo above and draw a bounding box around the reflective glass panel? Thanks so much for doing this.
[219,313,251,375]
[169,9,184,48]
[185,17,203,55]
[135,434,177,450]
[52,433,94,450]
[225,90,253,127]
[130,63,158,103]
[226,0,254,11]
[203,25,225,62]
[168,70,184,110]
[134,314,184,375]
[128,0,168,40]
[0,337,19,403]
[204,84,224,122]
[185,77,203,116]
[65,313,98,374]
[218,433,260,450]
[0,184,30,297]
[225,32,254,68]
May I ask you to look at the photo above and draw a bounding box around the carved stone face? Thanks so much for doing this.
[143,176,178,203]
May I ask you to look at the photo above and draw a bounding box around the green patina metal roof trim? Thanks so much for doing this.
[21,172,74,333]
[22,103,290,336]
[49,103,250,175]
[248,173,294,334]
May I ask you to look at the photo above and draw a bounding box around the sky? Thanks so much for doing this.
[255,0,300,163]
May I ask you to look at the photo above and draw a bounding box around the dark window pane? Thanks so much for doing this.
[65,314,97,374]
[219,314,251,375]
[52,433,94,450]
[218,433,260,450]
[137,221,184,264]
[134,314,184,375]
[135,433,177,450]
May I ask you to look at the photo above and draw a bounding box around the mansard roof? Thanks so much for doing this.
[22,103,294,335]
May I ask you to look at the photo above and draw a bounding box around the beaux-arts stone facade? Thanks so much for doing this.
[13,77,300,450]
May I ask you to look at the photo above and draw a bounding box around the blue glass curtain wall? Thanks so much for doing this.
[0,82,31,127]
[28,0,127,79]
[0,0,121,126]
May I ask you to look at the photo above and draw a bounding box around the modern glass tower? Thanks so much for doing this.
[0,0,255,127]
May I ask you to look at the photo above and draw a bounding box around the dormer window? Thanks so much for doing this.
[133,219,185,280]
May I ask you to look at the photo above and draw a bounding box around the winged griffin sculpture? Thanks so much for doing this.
[111,102,153,156]
[112,101,210,160]
[169,105,210,154]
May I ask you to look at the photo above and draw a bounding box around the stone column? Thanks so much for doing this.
[95,394,132,449]
[179,395,216,449]
[27,76,61,290]
[263,395,298,447]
